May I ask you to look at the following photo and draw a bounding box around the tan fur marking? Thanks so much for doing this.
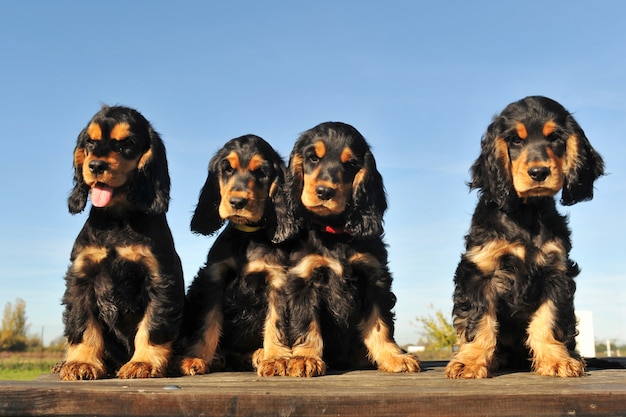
[71,246,108,277]
[245,259,287,289]
[226,151,240,170]
[61,318,106,380]
[526,300,584,377]
[116,245,160,278]
[290,254,343,279]
[110,122,131,140]
[446,312,498,378]
[360,306,420,372]
[465,240,526,274]
[511,146,565,198]
[314,140,326,159]
[515,122,528,139]
[535,241,567,270]
[340,147,353,164]
[87,123,102,140]
[543,120,557,137]
[137,147,153,170]
[118,314,172,378]
[248,154,265,172]
[182,307,223,375]
[74,147,86,170]
[563,134,580,175]
[495,137,511,174]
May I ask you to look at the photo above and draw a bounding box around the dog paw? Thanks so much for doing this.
[377,353,421,373]
[445,359,490,379]
[256,357,290,376]
[534,357,585,377]
[180,357,209,376]
[287,356,326,377]
[117,361,164,379]
[59,361,106,380]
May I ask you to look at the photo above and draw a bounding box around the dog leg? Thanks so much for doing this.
[526,300,585,377]
[117,314,172,379]
[180,306,222,375]
[360,306,420,373]
[287,320,326,377]
[445,313,498,379]
[60,319,106,380]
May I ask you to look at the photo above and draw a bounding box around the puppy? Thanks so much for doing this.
[446,96,604,378]
[256,122,421,377]
[59,105,184,380]
[180,134,297,375]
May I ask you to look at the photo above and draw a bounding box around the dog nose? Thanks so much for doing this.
[88,160,109,175]
[315,185,336,201]
[528,166,550,182]
[229,196,248,210]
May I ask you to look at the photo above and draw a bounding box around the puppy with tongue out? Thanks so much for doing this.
[58,105,184,381]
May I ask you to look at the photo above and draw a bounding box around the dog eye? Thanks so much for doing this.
[116,139,137,157]
[306,153,320,164]
[507,136,524,146]
[85,139,96,152]
[222,164,234,175]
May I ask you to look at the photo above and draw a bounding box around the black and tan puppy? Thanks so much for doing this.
[256,122,420,377]
[59,105,184,380]
[180,134,297,375]
[446,96,604,378]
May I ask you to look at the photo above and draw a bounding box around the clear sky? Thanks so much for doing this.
[1,1,625,348]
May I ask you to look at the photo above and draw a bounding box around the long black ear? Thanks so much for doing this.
[265,159,299,243]
[190,153,224,235]
[560,117,605,206]
[127,126,171,214]
[68,128,90,214]
[345,150,387,238]
[469,118,516,208]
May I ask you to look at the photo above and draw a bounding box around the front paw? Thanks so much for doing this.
[534,356,585,377]
[117,361,164,379]
[180,357,209,376]
[287,356,326,377]
[59,361,106,380]
[377,353,421,373]
[256,357,290,376]
[445,359,490,379]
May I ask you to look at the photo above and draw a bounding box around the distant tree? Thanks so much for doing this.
[0,298,29,351]
[416,306,457,352]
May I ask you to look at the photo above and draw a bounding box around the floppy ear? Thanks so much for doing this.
[127,127,171,214]
[190,153,225,235]
[345,150,387,238]
[469,118,516,208]
[67,128,90,214]
[560,118,605,206]
[265,160,299,243]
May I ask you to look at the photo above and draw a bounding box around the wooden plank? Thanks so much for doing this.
[1,361,625,417]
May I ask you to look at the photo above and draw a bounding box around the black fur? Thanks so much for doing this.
[446,96,604,379]
[59,106,184,380]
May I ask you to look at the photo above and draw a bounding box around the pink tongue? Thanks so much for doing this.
[91,184,114,207]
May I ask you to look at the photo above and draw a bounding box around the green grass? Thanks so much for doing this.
[0,353,63,381]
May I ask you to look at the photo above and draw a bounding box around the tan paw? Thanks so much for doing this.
[180,357,209,376]
[534,357,585,377]
[117,361,164,379]
[59,361,106,381]
[287,356,326,377]
[256,357,290,376]
[445,359,490,379]
[377,353,421,373]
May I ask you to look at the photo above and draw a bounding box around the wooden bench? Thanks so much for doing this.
[1,361,625,416]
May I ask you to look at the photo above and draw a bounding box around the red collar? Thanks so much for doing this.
[311,218,352,235]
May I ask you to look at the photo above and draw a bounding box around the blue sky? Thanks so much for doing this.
[1,1,625,347]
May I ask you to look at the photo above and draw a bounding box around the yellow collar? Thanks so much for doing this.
[232,223,264,233]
